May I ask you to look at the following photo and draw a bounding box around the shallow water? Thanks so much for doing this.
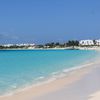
[0,49,98,95]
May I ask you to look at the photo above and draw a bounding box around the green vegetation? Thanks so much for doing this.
[36,40,79,49]
[0,45,31,49]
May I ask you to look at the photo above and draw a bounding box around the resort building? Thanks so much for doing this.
[79,40,94,46]
[3,44,14,47]
[15,43,35,47]
[95,39,100,46]
[0,43,35,48]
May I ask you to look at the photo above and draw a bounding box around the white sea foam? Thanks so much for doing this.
[52,71,60,75]
[34,76,45,80]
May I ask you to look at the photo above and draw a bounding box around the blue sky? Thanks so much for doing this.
[0,0,100,44]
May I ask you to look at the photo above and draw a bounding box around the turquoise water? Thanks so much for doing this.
[0,50,98,95]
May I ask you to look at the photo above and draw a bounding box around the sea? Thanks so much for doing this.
[0,49,98,96]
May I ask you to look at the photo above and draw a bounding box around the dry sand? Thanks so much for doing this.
[33,63,100,100]
[89,91,100,100]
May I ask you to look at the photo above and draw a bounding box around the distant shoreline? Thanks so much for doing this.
[0,46,100,50]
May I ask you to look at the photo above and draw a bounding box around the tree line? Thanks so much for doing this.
[36,40,79,48]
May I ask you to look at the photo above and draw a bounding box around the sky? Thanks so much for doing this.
[0,0,100,44]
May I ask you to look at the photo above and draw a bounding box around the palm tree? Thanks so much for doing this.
[67,40,79,47]
[93,40,96,45]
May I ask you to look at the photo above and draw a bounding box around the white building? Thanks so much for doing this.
[3,44,13,47]
[1,43,35,47]
[79,40,94,46]
[95,39,100,45]
[16,43,35,47]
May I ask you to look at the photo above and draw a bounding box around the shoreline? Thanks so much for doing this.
[33,61,100,100]
[0,61,94,97]
[0,46,100,51]
[0,59,99,100]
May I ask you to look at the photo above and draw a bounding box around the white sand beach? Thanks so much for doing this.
[33,62,100,100]
[89,91,100,100]
[0,59,100,100]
